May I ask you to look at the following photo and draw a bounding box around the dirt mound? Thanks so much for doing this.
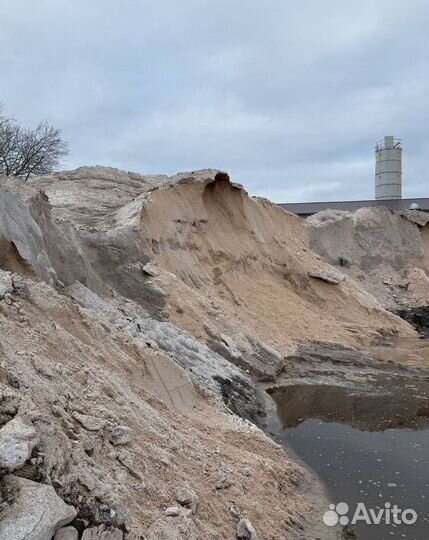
[136,171,413,353]
[1,271,318,539]
[0,167,417,539]
[11,167,412,353]
[306,207,429,310]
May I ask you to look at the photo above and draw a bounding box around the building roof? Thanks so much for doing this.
[278,198,429,216]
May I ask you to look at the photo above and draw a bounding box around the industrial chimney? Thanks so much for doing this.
[375,136,402,200]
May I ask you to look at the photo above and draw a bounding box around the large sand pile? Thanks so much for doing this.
[29,168,412,346]
[134,171,413,356]
[306,207,429,311]
[0,167,417,539]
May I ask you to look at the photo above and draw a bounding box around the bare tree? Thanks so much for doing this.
[0,104,68,180]
[0,104,20,176]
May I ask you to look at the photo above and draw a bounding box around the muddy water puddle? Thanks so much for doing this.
[269,373,429,540]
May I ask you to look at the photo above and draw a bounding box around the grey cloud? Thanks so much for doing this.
[0,0,427,202]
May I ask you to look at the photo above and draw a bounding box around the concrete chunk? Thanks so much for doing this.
[72,411,106,431]
[237,518,259,540]
[0,475,76,540]
[308,269,345,284]
[0,416,38,472]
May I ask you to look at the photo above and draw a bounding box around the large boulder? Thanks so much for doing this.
[0,475,76,540]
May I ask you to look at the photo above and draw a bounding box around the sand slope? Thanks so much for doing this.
[307,207,429,310]
[0,166,418,539]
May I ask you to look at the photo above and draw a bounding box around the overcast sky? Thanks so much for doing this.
[1,0,428,202]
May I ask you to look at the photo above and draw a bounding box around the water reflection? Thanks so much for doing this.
[270,375,429,431]
[270,375,429,540]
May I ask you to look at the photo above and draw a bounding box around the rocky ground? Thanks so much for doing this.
[0,167,427,539]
